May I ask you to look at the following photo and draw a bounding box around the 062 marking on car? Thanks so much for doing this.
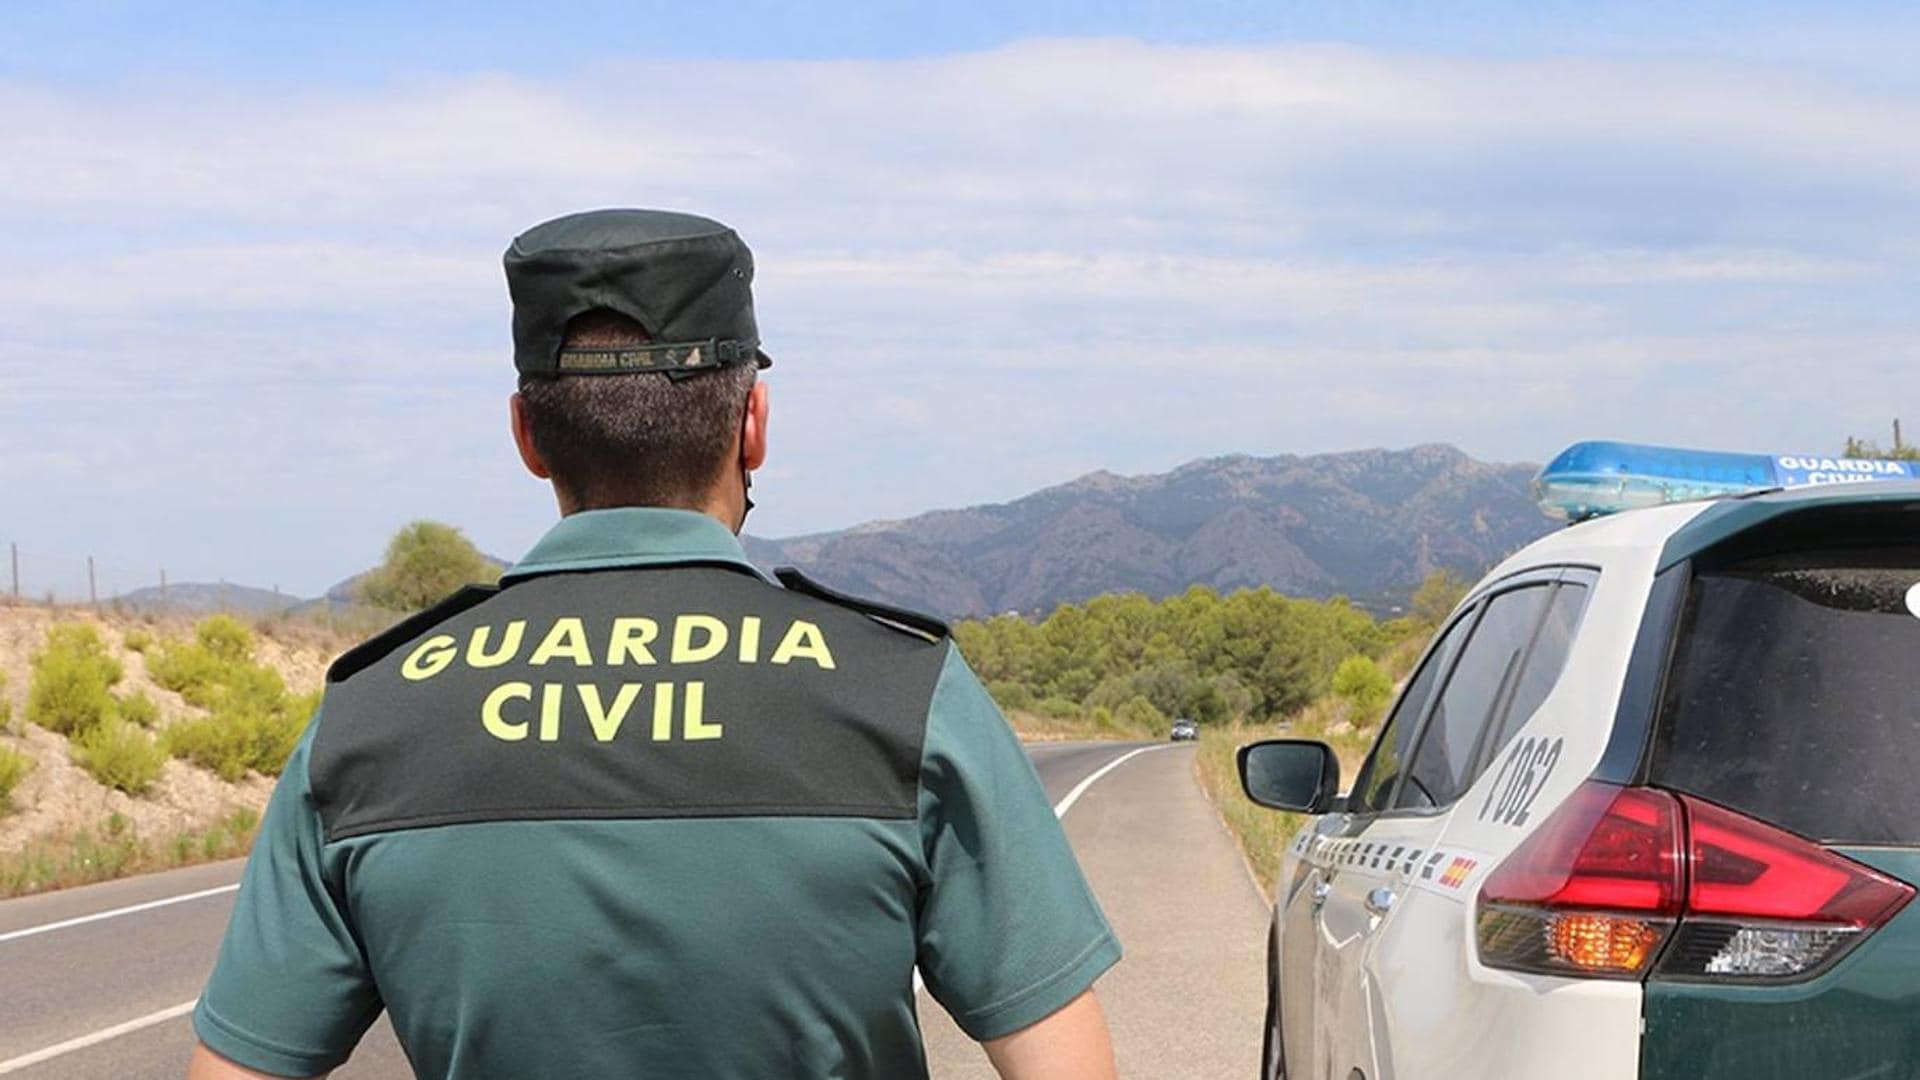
[1479,735,1563,827]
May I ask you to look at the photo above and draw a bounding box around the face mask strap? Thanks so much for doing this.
[738,468,756,532]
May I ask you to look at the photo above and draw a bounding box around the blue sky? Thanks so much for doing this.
[4,3,1919,596]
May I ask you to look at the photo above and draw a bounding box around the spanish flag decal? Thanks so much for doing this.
[1439,857,1478,890]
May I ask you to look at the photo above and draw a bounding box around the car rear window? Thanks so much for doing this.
[1652,545,1920,845]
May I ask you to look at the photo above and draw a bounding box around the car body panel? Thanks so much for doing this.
[1641,849,1920,1080]
[1265,485,1920,1080]
[1317,811,1457,1080]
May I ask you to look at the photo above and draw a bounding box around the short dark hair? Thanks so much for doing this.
[516,310,756,509]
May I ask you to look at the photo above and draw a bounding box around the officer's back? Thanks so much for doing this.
[187,210,1120,1080]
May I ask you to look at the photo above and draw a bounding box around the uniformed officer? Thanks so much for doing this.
[188,209,1121,1079]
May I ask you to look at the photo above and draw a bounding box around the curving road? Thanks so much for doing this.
[0,741,1268,1079]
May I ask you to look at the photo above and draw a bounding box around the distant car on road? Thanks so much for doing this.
[1170,718,1198,742]
[1239,441,1920,1080]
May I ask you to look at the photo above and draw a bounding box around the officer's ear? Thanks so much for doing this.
[509,392,553,481]
[740,381,769,472]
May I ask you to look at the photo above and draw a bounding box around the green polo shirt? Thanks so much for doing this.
[194,508,1119,1079]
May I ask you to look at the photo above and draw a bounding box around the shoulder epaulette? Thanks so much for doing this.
[774,567,949,643]
[326,584,501,684]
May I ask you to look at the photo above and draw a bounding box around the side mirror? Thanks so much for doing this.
[1238,739,1340,814]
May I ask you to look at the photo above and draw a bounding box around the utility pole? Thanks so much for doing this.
[1895,419,1905,454]
[9,543,17,601]
[88,556,97,606]
[160,568,168,608]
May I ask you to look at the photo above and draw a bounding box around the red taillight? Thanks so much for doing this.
[1681,795,1910,927]
[1477,784,1683,977]
[1475,782,1916,983]
[1482,784,1684,914]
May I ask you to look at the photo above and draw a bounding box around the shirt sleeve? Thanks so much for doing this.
[915,644,1122,1041]
[193,713,382,1077]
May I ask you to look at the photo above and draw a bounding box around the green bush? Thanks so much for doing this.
[122,627,154,654]
[147,615,317,780]
[0,670,12,730]
[195,615,254,662]
[1114,695,1167,732]
[986,679,1036,711]
[75,718,165,796]
[357,520,502,613]
[163,686,315,781]
[115,690,161,728]
[1036,696,1081,720]
[1331,655,1394,717]
[149,639,226,706]
[0,744,34,810]
[28,623,123,737]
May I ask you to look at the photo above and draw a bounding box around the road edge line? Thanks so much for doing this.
[0,999,197,1075]
[1051,743,1175,818]
[0,884,240,945]
[917,742,1173,997]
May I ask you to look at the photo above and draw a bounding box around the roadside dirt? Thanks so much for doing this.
[0,603,352,855]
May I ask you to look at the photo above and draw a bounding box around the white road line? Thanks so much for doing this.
[0,883,239,945]
[0,999,196,1075]
[918,741,1173,996]
[1051,743,1175,818]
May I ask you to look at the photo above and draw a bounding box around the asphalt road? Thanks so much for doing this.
[0,740,1268,1078]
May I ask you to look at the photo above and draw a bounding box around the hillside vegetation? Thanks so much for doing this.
[951,571,1456,889]
[1185,572,1466,892]
[0,603,349,896]
[955,575,1457,739]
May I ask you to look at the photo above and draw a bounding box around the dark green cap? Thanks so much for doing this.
[504,208,772,378]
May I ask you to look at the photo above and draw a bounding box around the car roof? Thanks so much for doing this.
[1655,480,1920,570]
[1485,480,1920,580]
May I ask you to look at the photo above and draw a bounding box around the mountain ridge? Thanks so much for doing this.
[112,445,1552,621]
[744,443,1551,618]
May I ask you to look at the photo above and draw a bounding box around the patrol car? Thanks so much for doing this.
[1238,441,1920,1080]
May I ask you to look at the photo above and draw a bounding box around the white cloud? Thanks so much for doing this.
[2,38,1917,593]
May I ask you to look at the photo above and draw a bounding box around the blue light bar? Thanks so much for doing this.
[1534,441,1920,522]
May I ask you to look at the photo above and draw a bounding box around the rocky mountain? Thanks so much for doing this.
[743,444,1552,618]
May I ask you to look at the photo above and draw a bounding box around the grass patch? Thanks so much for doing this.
[0,806,263,898]
[0,743,33,812]
[1194,721,1304,895]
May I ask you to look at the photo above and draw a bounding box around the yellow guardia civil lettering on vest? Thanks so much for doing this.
[397,614,836,743]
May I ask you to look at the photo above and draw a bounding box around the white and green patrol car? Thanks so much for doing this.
[1240,441,1920,1080]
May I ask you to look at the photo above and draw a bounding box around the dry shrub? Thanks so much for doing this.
[28,623,123,737]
